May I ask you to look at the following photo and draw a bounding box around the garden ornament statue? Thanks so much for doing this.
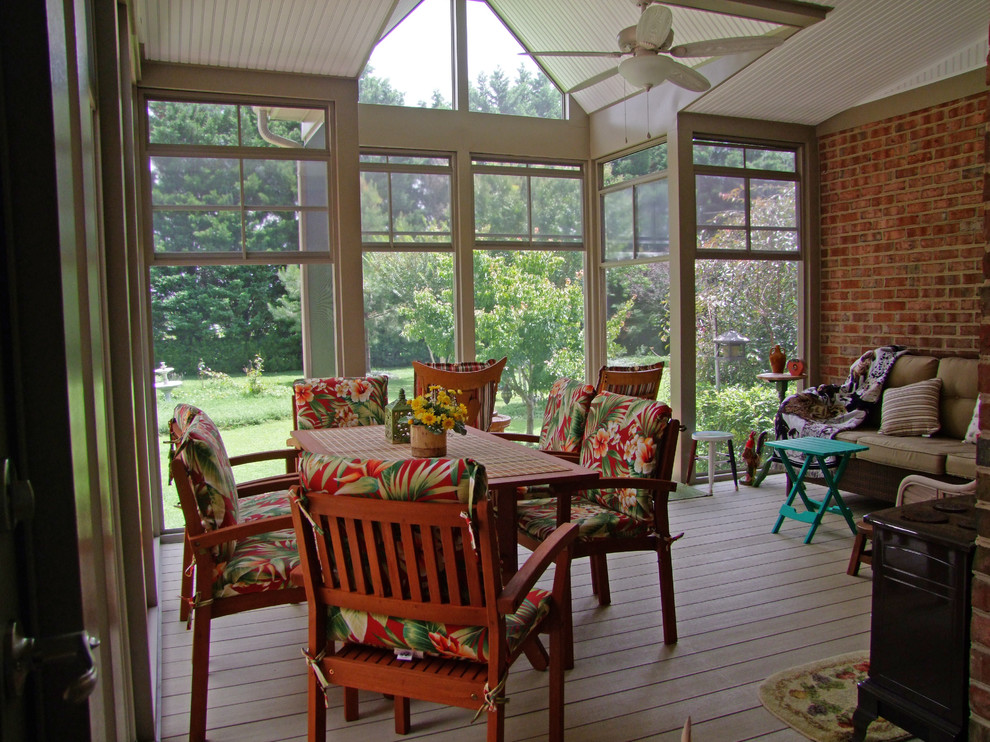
[741,430,768,486]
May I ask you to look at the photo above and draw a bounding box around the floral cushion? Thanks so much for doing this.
[239,489,293,522]
[293,375,388,430]
[539,378,597,453]
[213,526,299,599]
[579,392,673,521]
[299,453,486,505]
[171,404,240,561]
[517,496,650,542]
[327,588,551,663]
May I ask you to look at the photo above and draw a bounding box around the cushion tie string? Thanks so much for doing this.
[301,647,332,707]
[459,511,478,553]
[179,592,213,630]
[293,493,325,535]
[471,674,508,722]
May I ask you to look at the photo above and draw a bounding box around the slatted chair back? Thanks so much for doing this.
[596,361,665,400]
[291,452,575,741]
[412,357,507,431]
[291,374,389,429]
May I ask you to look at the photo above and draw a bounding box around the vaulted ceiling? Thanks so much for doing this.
[134,0,988,125]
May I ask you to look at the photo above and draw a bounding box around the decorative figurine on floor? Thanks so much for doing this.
[741,429,769,485]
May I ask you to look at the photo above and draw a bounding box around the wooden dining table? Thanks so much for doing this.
[289,424,599,578]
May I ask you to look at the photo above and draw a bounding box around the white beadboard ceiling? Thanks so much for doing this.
[134,0,988,125]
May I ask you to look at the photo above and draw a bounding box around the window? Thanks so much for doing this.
[147,100,331,256]
[694,140,799,254]
[691,136,802,475]
[472,158,584,434]
[360,152,455,373]
[360,0,563,118]
[144,96,333,531]
[473,159,582,245]
[600,142,669,262]
[360,153,453,245]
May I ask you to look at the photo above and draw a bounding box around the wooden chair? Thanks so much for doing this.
[517,391,682,645]
[493,376,596,461]
[289,454,578,741]
[169,404,305,742]
[596,361,665,400]
[292,374,388,429]
[412,356,507,431]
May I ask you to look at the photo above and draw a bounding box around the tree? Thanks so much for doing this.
[358,66,406,106]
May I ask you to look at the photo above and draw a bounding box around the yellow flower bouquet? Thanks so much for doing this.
[409,385,469,436]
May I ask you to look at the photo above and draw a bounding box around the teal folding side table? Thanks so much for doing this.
[763,437,868,544]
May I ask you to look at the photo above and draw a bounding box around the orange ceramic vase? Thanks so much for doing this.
[769,344,786,374]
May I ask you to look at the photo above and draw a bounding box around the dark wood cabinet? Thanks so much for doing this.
[853,495,975,742]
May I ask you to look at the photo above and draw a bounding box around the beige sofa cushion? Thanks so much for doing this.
[937,357,978,440]
[878,378,942,436]
[945,448,977,479]
[853,434,964,475]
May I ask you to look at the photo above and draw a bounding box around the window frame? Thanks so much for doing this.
[140,91,337,265]
[693,137,802,260]
[598,140,671,266]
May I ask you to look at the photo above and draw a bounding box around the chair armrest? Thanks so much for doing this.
[896,474,976,506]
[497,522,578,614]
[187,513,294,550]
[230,447,297,473]
[594,477,675,493]
[236,472,300,498]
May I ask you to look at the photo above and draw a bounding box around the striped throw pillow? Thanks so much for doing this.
[879,378,942,436]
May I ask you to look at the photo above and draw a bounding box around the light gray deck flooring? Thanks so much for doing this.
[157,475,886,741]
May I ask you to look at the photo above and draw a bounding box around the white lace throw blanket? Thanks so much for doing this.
[774,345,909,441]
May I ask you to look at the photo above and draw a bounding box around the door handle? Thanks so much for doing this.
[3,621,100,702]
[1,458,35,531]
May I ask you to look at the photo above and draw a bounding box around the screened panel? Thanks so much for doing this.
[603,189,634,261]
[635,179,669,256]
[602,143,668,187]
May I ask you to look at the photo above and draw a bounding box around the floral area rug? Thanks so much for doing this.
[758,652,912,742]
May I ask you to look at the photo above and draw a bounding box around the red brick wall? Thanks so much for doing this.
[972,53,990,740]
[818,93,985,381]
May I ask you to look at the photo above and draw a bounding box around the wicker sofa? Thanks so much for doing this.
[806,354,978,503]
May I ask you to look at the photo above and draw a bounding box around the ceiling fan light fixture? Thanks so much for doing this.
[618,55,667,90]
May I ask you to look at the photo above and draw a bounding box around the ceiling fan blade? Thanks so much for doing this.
[524,50,623,58]
[635,4,673,50]
[657,56,710,92]
[566,67,620,94]
[669,35,784,58]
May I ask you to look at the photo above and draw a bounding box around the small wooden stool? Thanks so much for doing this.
[846,520,873,576]
[688,431,738,494]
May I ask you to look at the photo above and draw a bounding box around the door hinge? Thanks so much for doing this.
[1,458,35,531]
[3,622,100,702]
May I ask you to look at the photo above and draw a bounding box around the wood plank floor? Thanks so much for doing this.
[157,475,889,741]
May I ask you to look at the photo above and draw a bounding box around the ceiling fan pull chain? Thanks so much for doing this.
[646,87,652,139]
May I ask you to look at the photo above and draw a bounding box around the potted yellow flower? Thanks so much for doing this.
[409,385,469,456]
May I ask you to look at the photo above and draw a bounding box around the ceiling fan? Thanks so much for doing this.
[527,0,785,94]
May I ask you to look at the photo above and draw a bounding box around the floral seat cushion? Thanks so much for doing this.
[578,392,673,521]
[171,404,241,561]
[539,378,597,453]
[213,525,299,599]
[517,496,651,542]
[327,587,552,663]
[293,375,388,430]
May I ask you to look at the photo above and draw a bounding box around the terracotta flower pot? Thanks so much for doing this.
[410,425,447,457]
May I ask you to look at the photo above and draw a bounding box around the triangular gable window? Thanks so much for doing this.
[360,0,563,119]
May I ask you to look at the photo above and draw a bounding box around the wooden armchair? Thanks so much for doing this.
[517,391,682,645]
[596,361,665,400]
[290,453,578,742]
[412,357,507,431]
[168,404,305,742]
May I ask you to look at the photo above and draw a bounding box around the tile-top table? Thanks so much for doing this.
[763,436,868,544]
